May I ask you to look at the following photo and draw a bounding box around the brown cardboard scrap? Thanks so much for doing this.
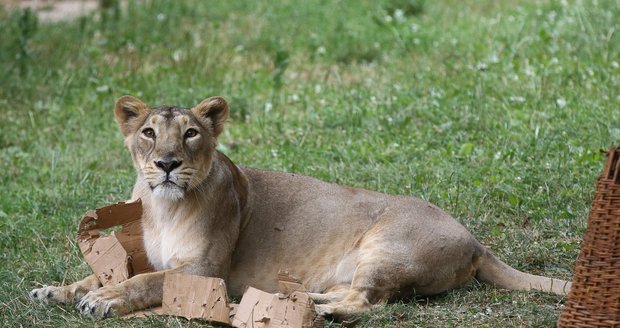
[77,200,153,286]
[277,270,325,328]
[162,273,231,325]
[231,271,324,328]
[277,270,307,294]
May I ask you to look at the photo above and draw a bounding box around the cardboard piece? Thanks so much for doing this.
[232,271,324,328]
[77,200,153,286]
[162,273,231,325]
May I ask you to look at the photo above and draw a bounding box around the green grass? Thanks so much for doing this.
[1,0,618,326]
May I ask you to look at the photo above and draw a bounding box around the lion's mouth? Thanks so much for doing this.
[161,180,178,187]
[151,179,181,190]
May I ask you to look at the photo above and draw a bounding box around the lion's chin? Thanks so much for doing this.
[152,183,185,202]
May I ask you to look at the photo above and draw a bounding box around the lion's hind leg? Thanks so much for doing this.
[313,217,426,320]
[30,274,101,304]
[312,249,400,320]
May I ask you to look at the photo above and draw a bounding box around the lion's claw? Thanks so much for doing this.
[76,287,127,319]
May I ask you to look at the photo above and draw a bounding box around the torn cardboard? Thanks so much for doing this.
[76,201,323,327]
[77,200,153,286]
[162,273,231,325]
[232,271,324,328]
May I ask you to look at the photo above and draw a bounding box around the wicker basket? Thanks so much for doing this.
[557,146,620,327]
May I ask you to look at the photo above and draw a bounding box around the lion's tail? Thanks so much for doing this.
[474,248,571,296]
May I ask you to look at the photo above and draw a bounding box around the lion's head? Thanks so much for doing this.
[114,96,228,201]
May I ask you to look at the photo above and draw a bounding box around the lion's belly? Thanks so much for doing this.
[228,235,361,296]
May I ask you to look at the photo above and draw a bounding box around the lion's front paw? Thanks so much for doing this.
[30,285,70,304]
[76,286,128,319]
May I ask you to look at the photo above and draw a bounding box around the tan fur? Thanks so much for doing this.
[30,96,571,320]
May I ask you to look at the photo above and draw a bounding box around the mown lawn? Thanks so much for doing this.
[1,0,618,327]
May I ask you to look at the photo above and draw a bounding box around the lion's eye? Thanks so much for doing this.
[184,128,198,138]
[142,128,155,138]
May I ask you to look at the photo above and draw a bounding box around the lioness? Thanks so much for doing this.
[30,96,571,320]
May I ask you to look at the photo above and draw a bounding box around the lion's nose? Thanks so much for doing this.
[154,159,182,173]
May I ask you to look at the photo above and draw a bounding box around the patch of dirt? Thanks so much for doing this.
[1,0,99,22]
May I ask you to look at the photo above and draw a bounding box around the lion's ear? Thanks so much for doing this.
[114,96,150,137]
[192,96,229,138]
